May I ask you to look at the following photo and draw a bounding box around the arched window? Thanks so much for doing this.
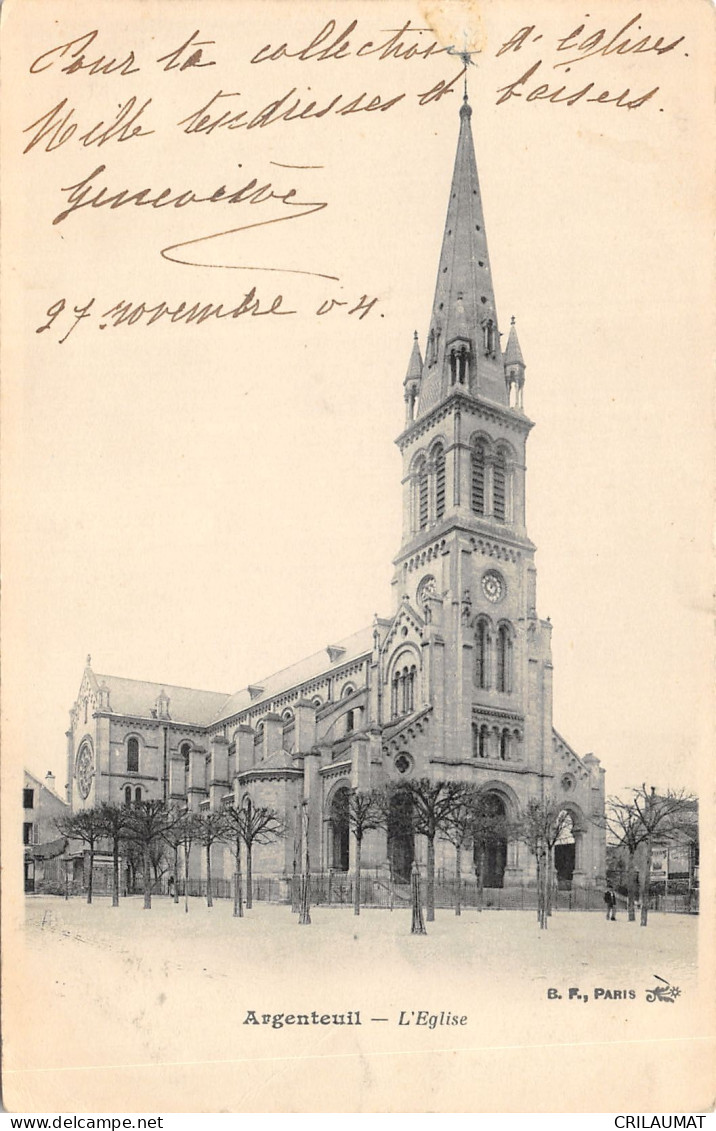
[404,666,416,713]
[391,672,400,717]
[493,450,507,521]
[471,443,486,516]
[417,459,429,530]
[124,786,132,807]
[499,730,510,761]
[434,445,446,521]
[479,725,489,758]
[345,709,355,734]
[391,661,417,718]
[135,786,142,803]
[127,737,139,773]
[181,742,191,773]
[476,620,489,690]
[496,624,513,693]
[471,722,479,757]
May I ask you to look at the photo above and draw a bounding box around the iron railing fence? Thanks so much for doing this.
[31,869,699,913]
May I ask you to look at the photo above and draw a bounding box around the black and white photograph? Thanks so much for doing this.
[2,0,713,1115]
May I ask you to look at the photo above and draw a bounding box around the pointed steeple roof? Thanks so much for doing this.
[504,316,525,368]
[404,331,423,385]
[417,95,507,416]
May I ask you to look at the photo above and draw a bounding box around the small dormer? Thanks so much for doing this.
[326,645,346,664]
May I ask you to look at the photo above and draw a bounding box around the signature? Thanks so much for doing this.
[52,162,337,279]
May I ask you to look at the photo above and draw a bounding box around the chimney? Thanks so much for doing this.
[45,770,56,792]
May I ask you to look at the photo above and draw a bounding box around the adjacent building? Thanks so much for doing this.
[23,770,69,892]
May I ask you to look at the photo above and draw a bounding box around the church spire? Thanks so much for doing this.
[403,330,422,424]
[504,315,526,410]
[417,94,506,416]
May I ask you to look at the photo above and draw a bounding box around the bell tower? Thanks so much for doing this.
[389,92,554,782]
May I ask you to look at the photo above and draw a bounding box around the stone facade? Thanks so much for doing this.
[65,97,606,891]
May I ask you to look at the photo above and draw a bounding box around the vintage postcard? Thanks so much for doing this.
[1,0,713,1115]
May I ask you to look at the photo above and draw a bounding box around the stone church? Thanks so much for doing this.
[66,95,606,890]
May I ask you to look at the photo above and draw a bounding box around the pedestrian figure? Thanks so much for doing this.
[604,884,617,921]
[167,874,175,897]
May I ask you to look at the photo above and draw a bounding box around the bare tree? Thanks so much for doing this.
[195,810,228,909]
[97,802,133,907]
[124,801,178,909]
[238,800,286,911]
[55,807,105,904]
[470,793,512,914]
[442,793,478,916]
[162,806,190,905]
[221,804,249,918]
[331,789,384,915]
[379,780,473,922]
[596,786,697,925]
[175,811,201,913]
[515,797,572,929]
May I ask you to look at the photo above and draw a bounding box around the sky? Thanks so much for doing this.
[3,0,713,801]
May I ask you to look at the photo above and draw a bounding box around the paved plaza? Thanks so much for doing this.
[5,897,706,1113]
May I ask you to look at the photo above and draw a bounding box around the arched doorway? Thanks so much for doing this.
[388,790,414,883]
[330,787,350,872]
[555,812,576,889]
[474,793,508,889]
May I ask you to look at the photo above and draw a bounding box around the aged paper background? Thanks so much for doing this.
[1,0,714,1114]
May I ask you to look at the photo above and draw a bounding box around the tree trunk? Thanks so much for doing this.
[455,844,462,916]
[410,861,426,935]
[245,842,253,909]
[233,840,243,918]
[354,836,362,916]
[143,850,152,909]
[426,836,435,922]
[626,851,637,921]
[87,845,94,904]
[299,838,311,925]
[640,840,652,927]
[291,853,300,913]
[206,842,213,908]
[542,850,550,929]
[184,842,191,913]
[112,840,120,907]
[476,847,484,913]
[173,846,180,903]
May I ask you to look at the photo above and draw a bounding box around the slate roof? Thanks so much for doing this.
[90,623,375,730]
[213,624,374,724]
[95,674,231,727]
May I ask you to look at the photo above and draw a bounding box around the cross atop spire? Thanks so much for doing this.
[416,90,507,416]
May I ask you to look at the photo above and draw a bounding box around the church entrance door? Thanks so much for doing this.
[330,788,350,872]
[388,791,414,883]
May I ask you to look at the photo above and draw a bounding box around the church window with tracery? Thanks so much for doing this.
[496,624,513,693]
[127,737,139,773]
[434,446,446,521]
[476,620,489,689]
[493,450,507,520]
[417,459,429,530]
[471,443,486,516]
